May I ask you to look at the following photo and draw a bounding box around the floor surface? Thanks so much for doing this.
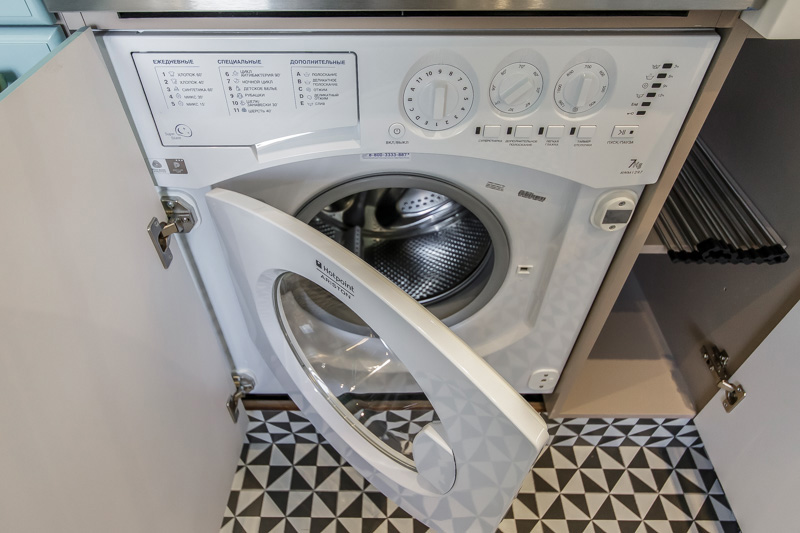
[221,410,739,533]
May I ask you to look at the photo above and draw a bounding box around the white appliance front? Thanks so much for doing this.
[98,30,718,531]
[101,31,718,397]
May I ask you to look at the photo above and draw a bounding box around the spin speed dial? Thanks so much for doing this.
[490,62,543,115]
[403,65,474,131]
[554,62,610,114]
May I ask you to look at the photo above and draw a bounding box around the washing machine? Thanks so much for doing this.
[98,30,718,530]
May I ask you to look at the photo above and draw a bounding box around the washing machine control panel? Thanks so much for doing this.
[104,32,719,189]
[132,52,359,146]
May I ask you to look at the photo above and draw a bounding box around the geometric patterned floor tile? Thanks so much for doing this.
[222,411,741,533]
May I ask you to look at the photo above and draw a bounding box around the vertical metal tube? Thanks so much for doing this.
[661,202,690,253]
[673,176,722,243]
[697,139,785,247]
[665,194,700,249]
[654,215,677,252]
[691,145,769,247]
[670,180,709,245]
[682,161,749,250]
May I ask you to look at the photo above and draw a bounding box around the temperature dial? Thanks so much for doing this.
[403,65,474,131]
[490,62,543,115]
[554,62,610,114]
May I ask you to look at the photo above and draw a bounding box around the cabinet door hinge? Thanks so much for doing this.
[702,345,746,413]
[227,371,256,423]
[147,197,197,269]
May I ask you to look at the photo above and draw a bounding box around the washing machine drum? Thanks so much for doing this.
[296,185,504,326]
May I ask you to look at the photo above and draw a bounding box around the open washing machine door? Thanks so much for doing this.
[207,188,549,532]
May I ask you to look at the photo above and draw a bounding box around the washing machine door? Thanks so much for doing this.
[207,188,549,532]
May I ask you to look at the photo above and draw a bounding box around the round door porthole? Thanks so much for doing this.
[294,174,510,327]
[274,271,441,470]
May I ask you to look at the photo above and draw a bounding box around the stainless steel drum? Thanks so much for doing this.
[309,187,492,304]
[293,175,510,326]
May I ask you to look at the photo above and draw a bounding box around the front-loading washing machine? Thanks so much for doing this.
[99,30,718,530]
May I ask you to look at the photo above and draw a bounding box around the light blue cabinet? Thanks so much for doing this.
[0,0,55,25]
[0,26,64,86]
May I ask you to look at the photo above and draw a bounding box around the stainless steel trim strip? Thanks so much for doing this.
[44,0,764,14]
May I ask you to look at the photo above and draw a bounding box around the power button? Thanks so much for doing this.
[389,123,406,139]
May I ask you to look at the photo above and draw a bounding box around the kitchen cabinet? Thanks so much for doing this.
[694,298,800,531]
[0,9,782,532]
[0,27,64,86]
[0,29,244,533]
[0,0,55,25]
[635,36,800,409]
[549,35,800,418]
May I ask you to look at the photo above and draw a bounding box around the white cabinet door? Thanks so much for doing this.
[694,300,800,530]
[207,188,550,532]
[0,30,243,533]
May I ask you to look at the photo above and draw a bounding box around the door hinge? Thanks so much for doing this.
[147,197,197,269]
[702,345,746,413]
[226,371,256,423]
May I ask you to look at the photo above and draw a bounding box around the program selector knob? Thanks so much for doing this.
[554,62,610,114]
[490,62,543,115]
[403,65,474,131]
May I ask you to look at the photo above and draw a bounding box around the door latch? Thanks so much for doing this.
[226,371,256,423]
[147,197,197,269]
[702,345,746,413]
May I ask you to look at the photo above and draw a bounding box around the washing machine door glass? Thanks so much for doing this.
[206,188,549,532]
[276,271,437,469]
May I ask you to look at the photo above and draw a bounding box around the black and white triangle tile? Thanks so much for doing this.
[222,411,740,533]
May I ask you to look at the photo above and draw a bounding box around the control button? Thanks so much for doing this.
[641,102,651,107]
[546,125,565,138]
[646,92,656,98]
[657,73,667,79]
[662,63,673,69]
[651,83,662,88]
[577,125,596,139]
[636,110,647,116]
[175,124,192,137]
[389,123,406,139]
[483,125,502,138]
[611,125,638,138]
[515,125,534,138]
